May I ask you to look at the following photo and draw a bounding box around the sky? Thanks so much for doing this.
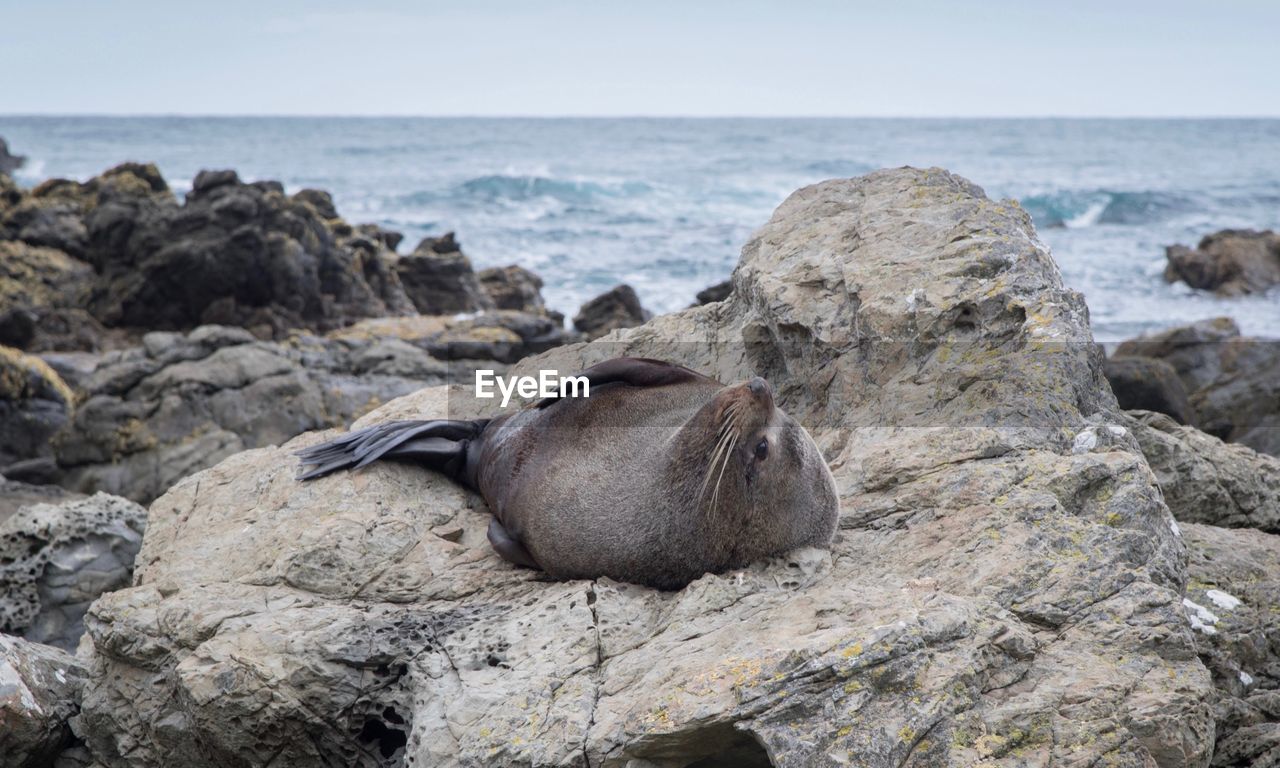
[1,0,1277,117]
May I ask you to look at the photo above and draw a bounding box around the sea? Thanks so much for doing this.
[2,117,1277,341]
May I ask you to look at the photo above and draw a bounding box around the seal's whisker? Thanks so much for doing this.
[700,427,735,505]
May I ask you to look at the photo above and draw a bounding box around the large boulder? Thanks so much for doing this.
[478,264,548,315]
[0,241,103,351]
[75,169,1214,767]
[395,233,494,316]
[1181,524,1280,767]
[1116,318,1280,456]
[1105,355,1196,425]
[1123,410,1280,533]
[1164,229,1280,296]
[0,634,87,768]
[573,283,651,340]
[0,491,146,649]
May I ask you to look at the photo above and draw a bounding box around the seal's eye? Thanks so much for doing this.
[754,439,769,461]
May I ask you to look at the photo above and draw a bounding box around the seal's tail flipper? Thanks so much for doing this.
[295,419,488,483]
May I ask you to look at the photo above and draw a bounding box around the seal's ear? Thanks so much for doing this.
[535,357,712,408]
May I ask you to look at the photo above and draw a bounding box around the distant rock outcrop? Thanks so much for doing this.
[0,137,24,176]
[573,283,651,339]
[395,232,495,315]
[74,169,1215,767]
[1165,229,1280,296]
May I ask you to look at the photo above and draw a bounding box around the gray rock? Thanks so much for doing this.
[478,264,547,315]
[573,283,651,340]
[1105,354,1196,424]
[1124,409,1280,532]
[0,634,86,768]
[395,234,495,315]
[1181,523,1280,767]
[1,345,75,476]
[0,492,146,649]
[1165,229,1280,296]
[0,136,25,176]
[76,169,1213,767]
[0,476,83,526]
[1115,318,1280,456]
[693,279,732,306]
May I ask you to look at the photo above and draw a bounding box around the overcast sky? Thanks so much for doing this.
[2,0,1276,117]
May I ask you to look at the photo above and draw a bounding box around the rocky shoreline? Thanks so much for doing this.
[2,154,1278,766]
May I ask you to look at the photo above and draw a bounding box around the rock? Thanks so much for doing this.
[395,234,494,315]
[0,137,25,176]
[0,491,146,649]
[0,634,87,768]
[1115,318,1280,456]
[331,311,582,366]
[0,475,83,525]
[77,169,1213,767]
[1123,410,1280,532]
[693,279,732,306]
[478,265,547,315]
[0,241,100,351]
[1,162,419,342]
[1165,229,1280,296]
[573,283,651,340]
[1181,523,1280,767]
[1104,354,1196,424]
[1,345,75,478]
[47,325,461,505]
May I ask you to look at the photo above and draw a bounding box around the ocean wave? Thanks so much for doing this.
[454,174,652,204]
[1019,189,1194,228]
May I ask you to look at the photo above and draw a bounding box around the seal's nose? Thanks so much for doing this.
[747,377,773,407]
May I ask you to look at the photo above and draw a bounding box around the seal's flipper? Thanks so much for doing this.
[295,419,489,483]
[487,517,540,569]
[535,356,711,408]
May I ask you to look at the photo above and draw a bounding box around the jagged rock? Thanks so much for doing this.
[1105,354,1196,424]
[1,163,419,341]
[0,137,24,176]
[47,325,462,505]
[1181,523,1280,767]
[1116,318,1280,456]
[1123,410,1280,532]
[0,634,86,768]
[573,284,651,340]
[0,492,146,649]
[332,311,582,366]
[478,265,547,315]
[1,345,75,478]
[693,279,732,306]
[1165,229,1280,296]
[395,234,494,315]
[77,169,1213,767]
[0,241,102,351]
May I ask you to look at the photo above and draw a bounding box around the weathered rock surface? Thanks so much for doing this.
[0,492,146,649]
[1116,318,1280,457]
[0,163,420,349]
[77,169,1215,767]
[47,324,461,505]
[1,345,75,481]
[1124,410,1280,533]
[0,476,83,525]
[478,264,548,315]
[1181,524,1280,768]
[573,283,651,340]
[0,634,87,768]
[1105,354,1196,425]
[396,233,494,316]
[1165,229,1280,296]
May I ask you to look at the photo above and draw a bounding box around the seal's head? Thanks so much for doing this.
[685,375,839,555]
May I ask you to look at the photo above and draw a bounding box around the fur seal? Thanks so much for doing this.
[297,357,839,590]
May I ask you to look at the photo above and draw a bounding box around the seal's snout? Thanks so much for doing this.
[746,377,773,408]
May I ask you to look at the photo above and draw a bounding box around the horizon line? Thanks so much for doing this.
[3,113,1280,121]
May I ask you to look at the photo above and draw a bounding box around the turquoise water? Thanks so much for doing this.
[2,117,1278,340]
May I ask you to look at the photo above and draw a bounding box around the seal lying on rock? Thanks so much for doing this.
[297,357,839,589]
